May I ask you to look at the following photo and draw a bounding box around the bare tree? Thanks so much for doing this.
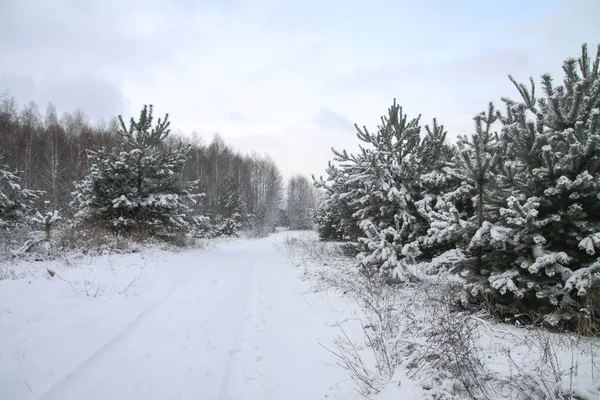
[286,174,317,230]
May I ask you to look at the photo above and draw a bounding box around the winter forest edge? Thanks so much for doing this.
[313,43,600,335]
[1,42,599,340]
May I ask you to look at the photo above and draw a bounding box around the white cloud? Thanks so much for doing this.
[0,0,598,178]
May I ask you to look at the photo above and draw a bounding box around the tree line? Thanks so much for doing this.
[0,97,288,237]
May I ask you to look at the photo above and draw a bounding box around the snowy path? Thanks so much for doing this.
[0,234,373,400]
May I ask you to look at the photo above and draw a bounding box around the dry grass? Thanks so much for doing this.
[0,222,205,265]
[283,234,600,400]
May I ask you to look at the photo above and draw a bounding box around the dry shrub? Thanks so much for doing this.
[284,234,600,400]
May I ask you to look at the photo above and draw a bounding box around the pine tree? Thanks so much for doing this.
[353,102,425,281]
[214,174,246,236]
[411,119,467,262]
[72,105,206,237]
[32,208,62,241]
[314,100,459,280]
[313,161,363,240]
[314,101,426,281]
[0,152,42,227]
[457,103,503,274]
[465,44,600,330]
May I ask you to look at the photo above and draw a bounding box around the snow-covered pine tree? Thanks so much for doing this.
[32,208,62,241]
[72,105,206,238]
[326,100,425,282]
[312,161,363,241]
[214,174,246,236]
[412,105,501,276]
[411,119,469,264]
[456,103,503,274]
[0,152,42,228]
[314,101,460,279]
[465,44,600,331]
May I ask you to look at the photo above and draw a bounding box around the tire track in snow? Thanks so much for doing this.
[217,261,256,400]
[37,262,202,400]
[7,235,363,400]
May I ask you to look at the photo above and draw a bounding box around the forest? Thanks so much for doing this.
[0,97,321,240]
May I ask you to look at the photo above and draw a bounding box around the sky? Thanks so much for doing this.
[1,0,599,179]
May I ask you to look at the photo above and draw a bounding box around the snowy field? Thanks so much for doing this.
[2,231,599,400]
[0,232,420,400]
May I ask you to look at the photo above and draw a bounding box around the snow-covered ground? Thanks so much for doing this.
[283,234,600,400]
[0,232,421,400]
[4,231,598,400]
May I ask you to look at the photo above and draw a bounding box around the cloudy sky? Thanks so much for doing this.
[1,0,599,178]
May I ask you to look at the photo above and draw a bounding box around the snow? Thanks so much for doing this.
[579,233,600,255]
[0,232,421,400]
[3,231,598,400]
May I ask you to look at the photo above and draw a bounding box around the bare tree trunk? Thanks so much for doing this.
[476,182,484,271]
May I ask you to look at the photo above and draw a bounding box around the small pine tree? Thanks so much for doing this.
[412,119,467,261]
[32,208,62,241]
[314,100,457,280]
[313,162,363,240]
[320,100,425,281]
[214,174,246,236]
[73,105,206,237]
[0,153,42,227]
[457,103,502,274]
